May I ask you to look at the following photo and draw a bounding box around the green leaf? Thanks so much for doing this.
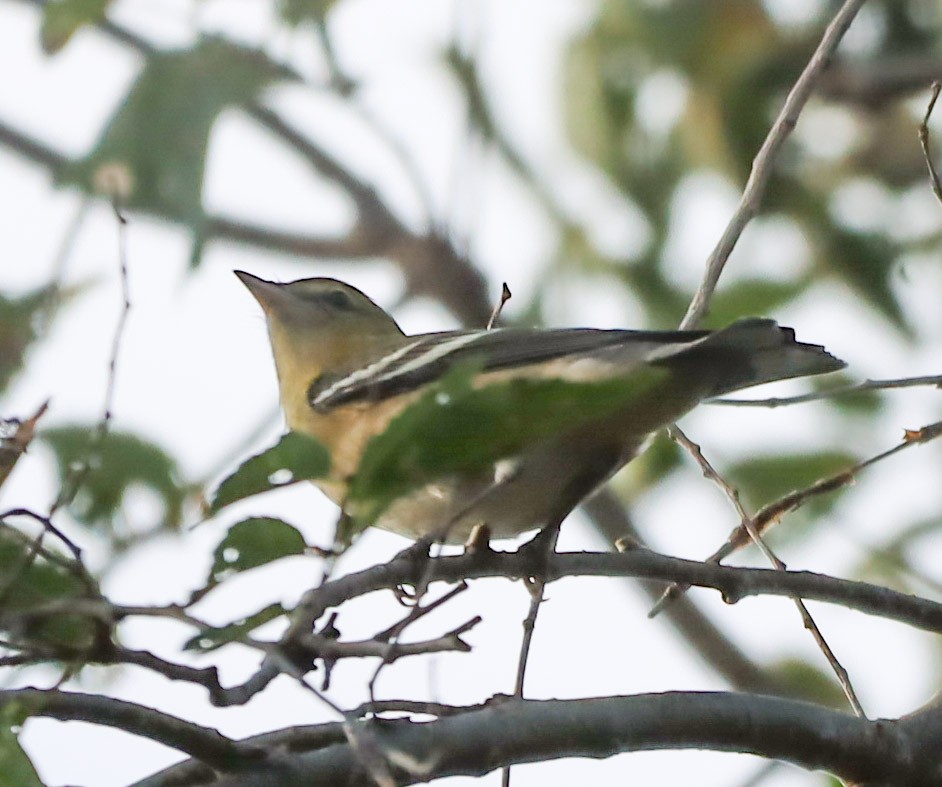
[0,525,100,651]
[184,603,285,652]
[768,657,846,709]
[811,372,883,417]
[61,37,289,262]
[726,451,858,517]
[700,278,807,329]
[40,0,112,54]
[41,427,186,530]
[821,227,908,334]
[210,432,330,513]
[0,704,43,787]
[209,517,307,586]
[277,0,336,26]
[347,361,676,528]
[0,286,56,396]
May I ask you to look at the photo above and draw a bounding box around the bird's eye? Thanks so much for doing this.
[322,289,353,310]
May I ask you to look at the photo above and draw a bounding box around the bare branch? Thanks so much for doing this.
[680,0,868,329]
[49,201,132,516]
[919,81,942,207]
[669,428,865,717]
[0,688,265,769]
[717,420,942,559]
[652,420,942,617]
[288,545,942,637]
[0,402,48,491]
[192,693,929,787]
[713,374,942,408]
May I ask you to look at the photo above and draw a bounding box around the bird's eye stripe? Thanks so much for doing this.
[322,290,353,309]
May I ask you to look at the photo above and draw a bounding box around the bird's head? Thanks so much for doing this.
[234,271,401,336]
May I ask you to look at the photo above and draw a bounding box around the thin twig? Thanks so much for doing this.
[49,200,132,516]
[918,81,942,206]
[679,0,868,329]
[486,283,512,330]
[670,428,865,717]
[513,528,561,700]
[713,374,942,408]
[670,427,749,521]
[503,525,561,787]
[0,402,49,490]
[652,421,942,615]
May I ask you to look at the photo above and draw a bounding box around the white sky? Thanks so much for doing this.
[2,1,942,785]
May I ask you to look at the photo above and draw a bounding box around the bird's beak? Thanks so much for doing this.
[234,270,291,315]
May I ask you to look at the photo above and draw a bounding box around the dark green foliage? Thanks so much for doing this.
[0,287,55,396]
[0,703,42,787]
[0,525,100,651]
[208,517,308,586]
[42,427,187,530]
[184,602,286,652]
[210,432,330,513]
[40,0,112,53]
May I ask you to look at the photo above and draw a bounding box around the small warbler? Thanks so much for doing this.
[236,271,844,542]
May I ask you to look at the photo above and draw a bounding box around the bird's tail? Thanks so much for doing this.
[659,318,846,398]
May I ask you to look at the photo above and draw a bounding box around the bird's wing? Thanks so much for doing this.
[310,326,711,409]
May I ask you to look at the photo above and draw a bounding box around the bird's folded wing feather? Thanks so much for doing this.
[311,326,712,409]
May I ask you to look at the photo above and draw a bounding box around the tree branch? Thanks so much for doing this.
[0,688,265,771]
[680,0,868,329]
[189,693,930,787]
[713,373,942,408]
[290,546,942,637]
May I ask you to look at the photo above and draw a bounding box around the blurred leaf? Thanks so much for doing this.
[0,704,43,787]
[613,431,682,500]
[61,37,288,263]
[811,372,883,417]
[726,451,858,515]
[854,515,942,593]
[42,427,186,530]
[822,227,908,334]
[348,361,676,528]
[208,517,307,586]
[184,602,285,652]
[40,0,112,54]
[446,47,495,140]
[0,287,55,396]
[210,432,330,513]
[0,525,99,651]
[700,278,807,329]
[769,657,846,709]
[277,0,335,25]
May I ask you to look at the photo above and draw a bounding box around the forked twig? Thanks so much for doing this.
[670,428,865,717]
[653,421,942,615]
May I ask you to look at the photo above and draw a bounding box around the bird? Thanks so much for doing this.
[235,270,845,544]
